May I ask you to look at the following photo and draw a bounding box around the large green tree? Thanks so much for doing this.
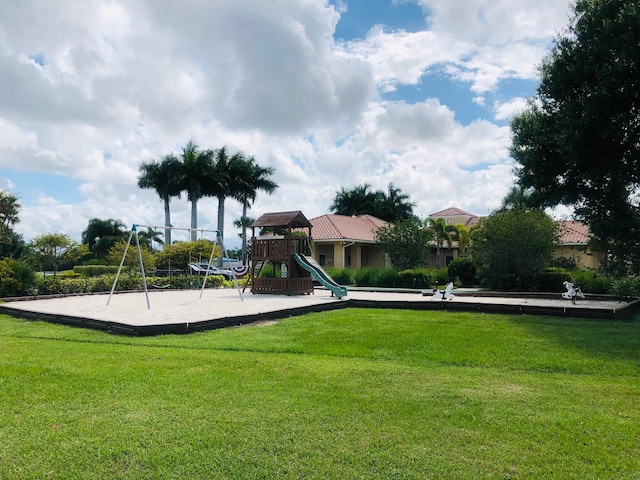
[471,209,559,291]
[81,218,128,260]
[137,153,183,246]
[510,0,640,275]
[375,218,433,270]
[29,233,86,276]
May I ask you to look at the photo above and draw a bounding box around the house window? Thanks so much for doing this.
[319,255,326,266]
[347,254,351,267]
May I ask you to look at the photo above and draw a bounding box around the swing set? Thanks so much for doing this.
[107,224,243,309]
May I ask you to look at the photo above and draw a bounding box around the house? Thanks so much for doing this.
[430,207,604,271]
[308,214,389,270]
[428,207,483,267]
[556,220,604,270]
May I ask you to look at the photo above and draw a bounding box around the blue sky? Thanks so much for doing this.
[0,0,572,247]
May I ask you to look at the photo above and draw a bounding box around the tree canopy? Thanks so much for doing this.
[374,218,433,270]
[510,0,640,275]
[330,183,415,222]
[471,209,559,291]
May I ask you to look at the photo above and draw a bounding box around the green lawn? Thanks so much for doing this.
[1,309,639,479]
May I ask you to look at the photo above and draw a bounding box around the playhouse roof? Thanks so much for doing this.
[251,211,311,229]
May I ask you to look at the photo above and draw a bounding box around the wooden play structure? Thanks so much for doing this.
[248,211,314,295]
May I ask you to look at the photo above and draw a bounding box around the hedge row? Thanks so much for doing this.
[35,274,225,296]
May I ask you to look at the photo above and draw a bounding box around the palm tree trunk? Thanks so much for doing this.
[241,197,248,265]
[191,200,198,241]
[217,196,225,240]
[163,197,172,246]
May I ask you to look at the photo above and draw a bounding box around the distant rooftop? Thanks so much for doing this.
[310,214,387,243]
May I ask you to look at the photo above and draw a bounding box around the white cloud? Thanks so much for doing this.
[0,0,573,248]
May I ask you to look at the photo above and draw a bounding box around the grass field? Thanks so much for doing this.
[1,309,639,479]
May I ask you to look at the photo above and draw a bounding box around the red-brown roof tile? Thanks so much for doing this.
[310,214,387,242]
[430,207,476,217]
[558,220,590,245]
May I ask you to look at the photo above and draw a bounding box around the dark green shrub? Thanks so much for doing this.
[0,258,37,297]
[447,258,477,286]
[434,268,450,285]
[353,268,379,287]
[538,267,572,292]
[325,267,353,285]
[376,269,399,287]
[571,271,612,294]
[610,278,640,298]
[397,269,432,289]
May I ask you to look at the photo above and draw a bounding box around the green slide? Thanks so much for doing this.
[293,254,348,298]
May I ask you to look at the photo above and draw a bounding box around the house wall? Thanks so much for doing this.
[554,245,604,271]
[312,242,388,270]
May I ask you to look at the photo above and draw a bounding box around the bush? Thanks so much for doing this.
[447,258,477,286]
[538,267,572,292]
[571,271,612,294]
[397,269,432,289]
[353,268,379,287]
[74,265,121,277]
[35,274,225,296]
[325,267,353,285]
[610,278,640,298]
[434,268,451,285]
[0,258,37,297]
[376,269,399,287]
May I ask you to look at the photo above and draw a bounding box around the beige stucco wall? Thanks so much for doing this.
[312,242,388,270]
[553,245,604,271]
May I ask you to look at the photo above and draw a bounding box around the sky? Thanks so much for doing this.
[0,0,573,248]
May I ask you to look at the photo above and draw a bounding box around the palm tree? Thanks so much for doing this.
[372,183,415,221]
[429,217,459,268]
[330,184,378,217]
[233,156,278,263]
[137,227,164,250]
[138,153,183,245]
[0,190,20,242]
[210,146,235,240]
[179,140,217,241]
[81,218,128,260]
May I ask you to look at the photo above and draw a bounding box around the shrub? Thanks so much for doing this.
[571,271,612,294]
[538,267,572,292]
[376,269,399,287]
[434,268,451,285]
[74,265,121,277]
[353,268,379,287]
[447,258,477,286]
[397,269,432,289]
[325,267,353,285]
[35,274,225,296]
[610,278,640,298]
[0,258,37,297]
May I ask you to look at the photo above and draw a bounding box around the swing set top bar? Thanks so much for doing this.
[132,224,221,236]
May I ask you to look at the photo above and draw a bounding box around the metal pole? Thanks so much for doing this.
[107,229,134,306]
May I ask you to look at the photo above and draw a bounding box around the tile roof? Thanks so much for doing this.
[558,220,590,245]
[429,207,476,217]
[310,214,387,242]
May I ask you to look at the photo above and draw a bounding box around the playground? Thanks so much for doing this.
[0,287,635,336]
